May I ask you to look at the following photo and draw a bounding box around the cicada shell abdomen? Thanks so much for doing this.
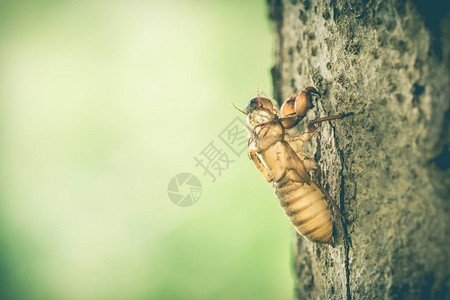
[275,181,333,244]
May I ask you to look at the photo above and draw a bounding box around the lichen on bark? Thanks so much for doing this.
[268,0,450,299]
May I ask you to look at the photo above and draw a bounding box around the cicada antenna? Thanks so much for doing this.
[231,103,247,115]
[257,82,262,97]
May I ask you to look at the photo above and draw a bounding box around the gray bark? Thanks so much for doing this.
[268,0,450,299]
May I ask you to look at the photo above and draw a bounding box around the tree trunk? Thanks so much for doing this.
[268,0,450,299]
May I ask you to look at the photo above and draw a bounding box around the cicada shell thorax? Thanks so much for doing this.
[253,120,284,152]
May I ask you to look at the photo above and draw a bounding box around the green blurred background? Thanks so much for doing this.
[0,0,295,299]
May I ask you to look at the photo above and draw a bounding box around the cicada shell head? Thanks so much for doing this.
[245,96,275,114]
[245,96,277,127]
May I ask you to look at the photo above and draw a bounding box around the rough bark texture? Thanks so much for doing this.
[268,0,450,299]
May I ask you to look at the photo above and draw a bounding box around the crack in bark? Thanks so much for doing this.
[331,122,352,300]
[340,170,352,300]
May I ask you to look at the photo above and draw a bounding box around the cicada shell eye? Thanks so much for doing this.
[280,98,296,117]
[246,97,259,113]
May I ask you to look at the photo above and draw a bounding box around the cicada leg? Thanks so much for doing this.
[248,147,274,184]
[307,112,353,128]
